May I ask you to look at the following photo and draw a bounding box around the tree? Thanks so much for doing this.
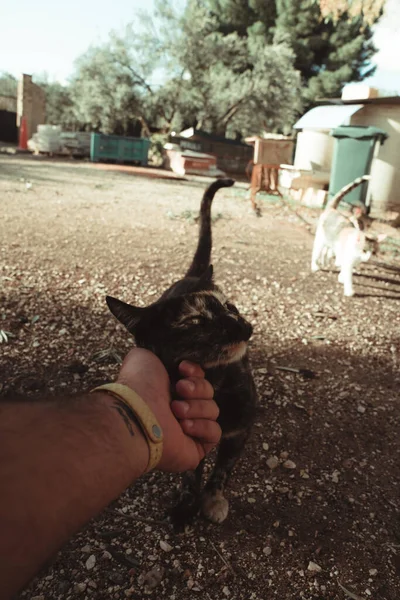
[69,43,146,134]
[207,0,383,109]
[0,72,17,97]
[317,0,385,25]
[135,0,301,136]
[33,75,77,130]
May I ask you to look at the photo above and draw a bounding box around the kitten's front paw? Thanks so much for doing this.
[311,263,320,272]
[202,491,229,524]
[344,289,355,297]
[338,272,345,283]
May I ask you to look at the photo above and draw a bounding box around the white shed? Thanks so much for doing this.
[292,97,400,216]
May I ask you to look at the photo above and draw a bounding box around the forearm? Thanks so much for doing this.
[0,392,149,599]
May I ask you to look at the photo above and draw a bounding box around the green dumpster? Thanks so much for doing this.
[328,125,388,208]
[90,133,150,166]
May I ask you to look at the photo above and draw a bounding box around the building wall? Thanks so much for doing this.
[351,104,400,214]
[17,74,46,139]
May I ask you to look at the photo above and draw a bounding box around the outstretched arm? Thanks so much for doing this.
[0,348,220,599]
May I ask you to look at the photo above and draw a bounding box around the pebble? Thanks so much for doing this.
[31,596,45,600]
[358,405,366,414]
[73,582,87,594]
[331,470,340,483]
[283,460,296,469]
[247,497,256,503]
[143,565,164,590]
[86,554,96,570]
[307,561,322,573]
[369,568,378,576]
[160,540,173,552]
[262,442,269,451]
[263,546,272,556]
[266,456,279,469]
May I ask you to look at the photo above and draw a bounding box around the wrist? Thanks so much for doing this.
[91,383,164,473]
[91,391,150,478]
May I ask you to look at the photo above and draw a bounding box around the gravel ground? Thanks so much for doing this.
[1,155,400,600]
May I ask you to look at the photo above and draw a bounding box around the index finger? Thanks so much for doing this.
[178,361,205,378]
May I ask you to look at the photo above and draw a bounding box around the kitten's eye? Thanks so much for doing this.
[226,302,239,315]
[182,316,204,326]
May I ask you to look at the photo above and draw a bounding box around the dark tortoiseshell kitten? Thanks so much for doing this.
[107,179,257,525]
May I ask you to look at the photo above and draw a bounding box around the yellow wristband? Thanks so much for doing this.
[91,383,164,473]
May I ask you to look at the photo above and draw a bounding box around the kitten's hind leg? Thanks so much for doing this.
[202,431,249,524]
[169,461,204,529]
[339,260,355,297]
[311,228,325,272]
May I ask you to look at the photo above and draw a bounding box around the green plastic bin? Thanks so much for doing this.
[328,125,388,207]
[90,133,150,165]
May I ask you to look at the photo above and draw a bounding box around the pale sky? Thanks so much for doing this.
[0,0,399,91]
[0,0,150,82]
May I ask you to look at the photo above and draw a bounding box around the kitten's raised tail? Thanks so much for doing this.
[186,178,235,277]
[329,175,371,210]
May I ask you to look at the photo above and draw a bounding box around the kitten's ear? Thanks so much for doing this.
[199,264,214,284]
[106,296,145,333]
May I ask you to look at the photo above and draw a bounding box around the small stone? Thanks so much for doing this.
[86,554,96,570]
[300,470,310,479]
[160,540,173,552]
[283,460,296,469]
[57,581,70,594]
[124,587,135,597]
[223,586,230,596]
[280,451,289,460]
[31,596,45,600]
[357,405,366,414]
[143,566,164,590]
[81,544,91,553]
[331,470,340,483]
[307,561,322,573]
[369,568,378,576]
[109,572,125,585]
[73,582,87,594]
[247,497,256,503]
[262,442,269,451]
[266,456,279,470]
[263,546,272,556]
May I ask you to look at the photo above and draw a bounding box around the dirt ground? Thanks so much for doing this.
[1,155,400,600]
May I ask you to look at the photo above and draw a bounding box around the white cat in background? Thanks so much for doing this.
[311,176,386,297]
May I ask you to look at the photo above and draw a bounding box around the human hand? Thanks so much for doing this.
[116,348,221,472]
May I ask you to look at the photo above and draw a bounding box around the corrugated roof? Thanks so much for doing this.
[293,104,363,130]
[318,96,400,106]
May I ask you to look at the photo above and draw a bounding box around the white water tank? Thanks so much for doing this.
[294,130,334,173]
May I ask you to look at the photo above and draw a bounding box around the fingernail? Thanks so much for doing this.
[180,360,195,375]
[179,401,189,414]
[182,380,195,392]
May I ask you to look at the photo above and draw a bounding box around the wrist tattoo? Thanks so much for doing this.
[111,399,137,437]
